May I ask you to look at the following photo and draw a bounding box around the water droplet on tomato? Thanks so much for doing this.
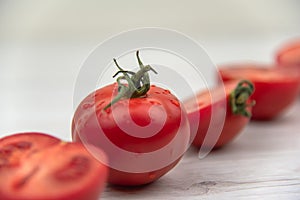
[82,103,93,109]
[104,108,111,114]
[170,99,180,107]
[148,100,161,105]
[95,92,100,97]
[96,101,105,110]
[148,172,156,180]
[14,141,32,150]
[163,89,171,94]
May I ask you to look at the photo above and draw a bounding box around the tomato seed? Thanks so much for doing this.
[0,145,15,156]
[14,166,39,189]
[14,141,32,150]
[170,99,180,107]
[0,158,8,168]
[55,156,90,180]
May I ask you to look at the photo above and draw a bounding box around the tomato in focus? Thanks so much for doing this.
[72,83,189,186]
[72,51,190,186]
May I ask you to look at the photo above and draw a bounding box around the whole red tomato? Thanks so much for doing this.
[219,64,300,120]
[184,80,254,149]
[72,51,189,186]
[0,132,108,200]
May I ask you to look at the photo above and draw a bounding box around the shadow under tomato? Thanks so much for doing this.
[107,182,152,191]
[103,180,160,198]
[249,111,296,125]
[188,144,232,154]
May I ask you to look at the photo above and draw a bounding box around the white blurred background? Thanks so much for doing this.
[0,0,300,140]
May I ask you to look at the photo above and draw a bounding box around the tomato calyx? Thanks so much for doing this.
[230,80,255,118]
[103,50,157,110]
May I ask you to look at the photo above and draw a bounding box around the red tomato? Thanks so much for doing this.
[276,39,300,67]
[0,132,108,200]
[184,80,254,149]
[219,64,300,120]
[72,51,189,186]
[275,38,300,95]
[72,84,189,186]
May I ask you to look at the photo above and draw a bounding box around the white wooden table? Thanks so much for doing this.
[102,101,300,200]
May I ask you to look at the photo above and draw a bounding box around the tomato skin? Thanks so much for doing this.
[0,132,108,200]
[219,64,300,120]
[107,158,181,186]
[275,39,300,95]
[72,83,189,186]
[184,81,251,149]
[276,39,300,67]
[75,133,182,186]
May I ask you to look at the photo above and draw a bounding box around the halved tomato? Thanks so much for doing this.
[219,63,300,120]
[184,80,254,149]
[0,132,108,200]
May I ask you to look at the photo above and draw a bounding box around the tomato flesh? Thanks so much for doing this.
[72,84,189,186]
[0,133,60,169]
[184,81,251,149]
[0,132,108,200]
[219,64,300,120]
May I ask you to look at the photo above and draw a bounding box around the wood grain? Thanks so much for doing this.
[102,101,300,200]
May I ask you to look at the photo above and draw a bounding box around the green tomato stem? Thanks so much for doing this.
[230,80,255,118]
[103,51,157,110]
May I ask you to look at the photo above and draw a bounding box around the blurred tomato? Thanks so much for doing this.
[276,39,300,67]
[275,38,300,95]
[219,63,300,120]
[184,80,254,149]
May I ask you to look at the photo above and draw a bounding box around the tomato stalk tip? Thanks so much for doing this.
[103,51,157,110]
